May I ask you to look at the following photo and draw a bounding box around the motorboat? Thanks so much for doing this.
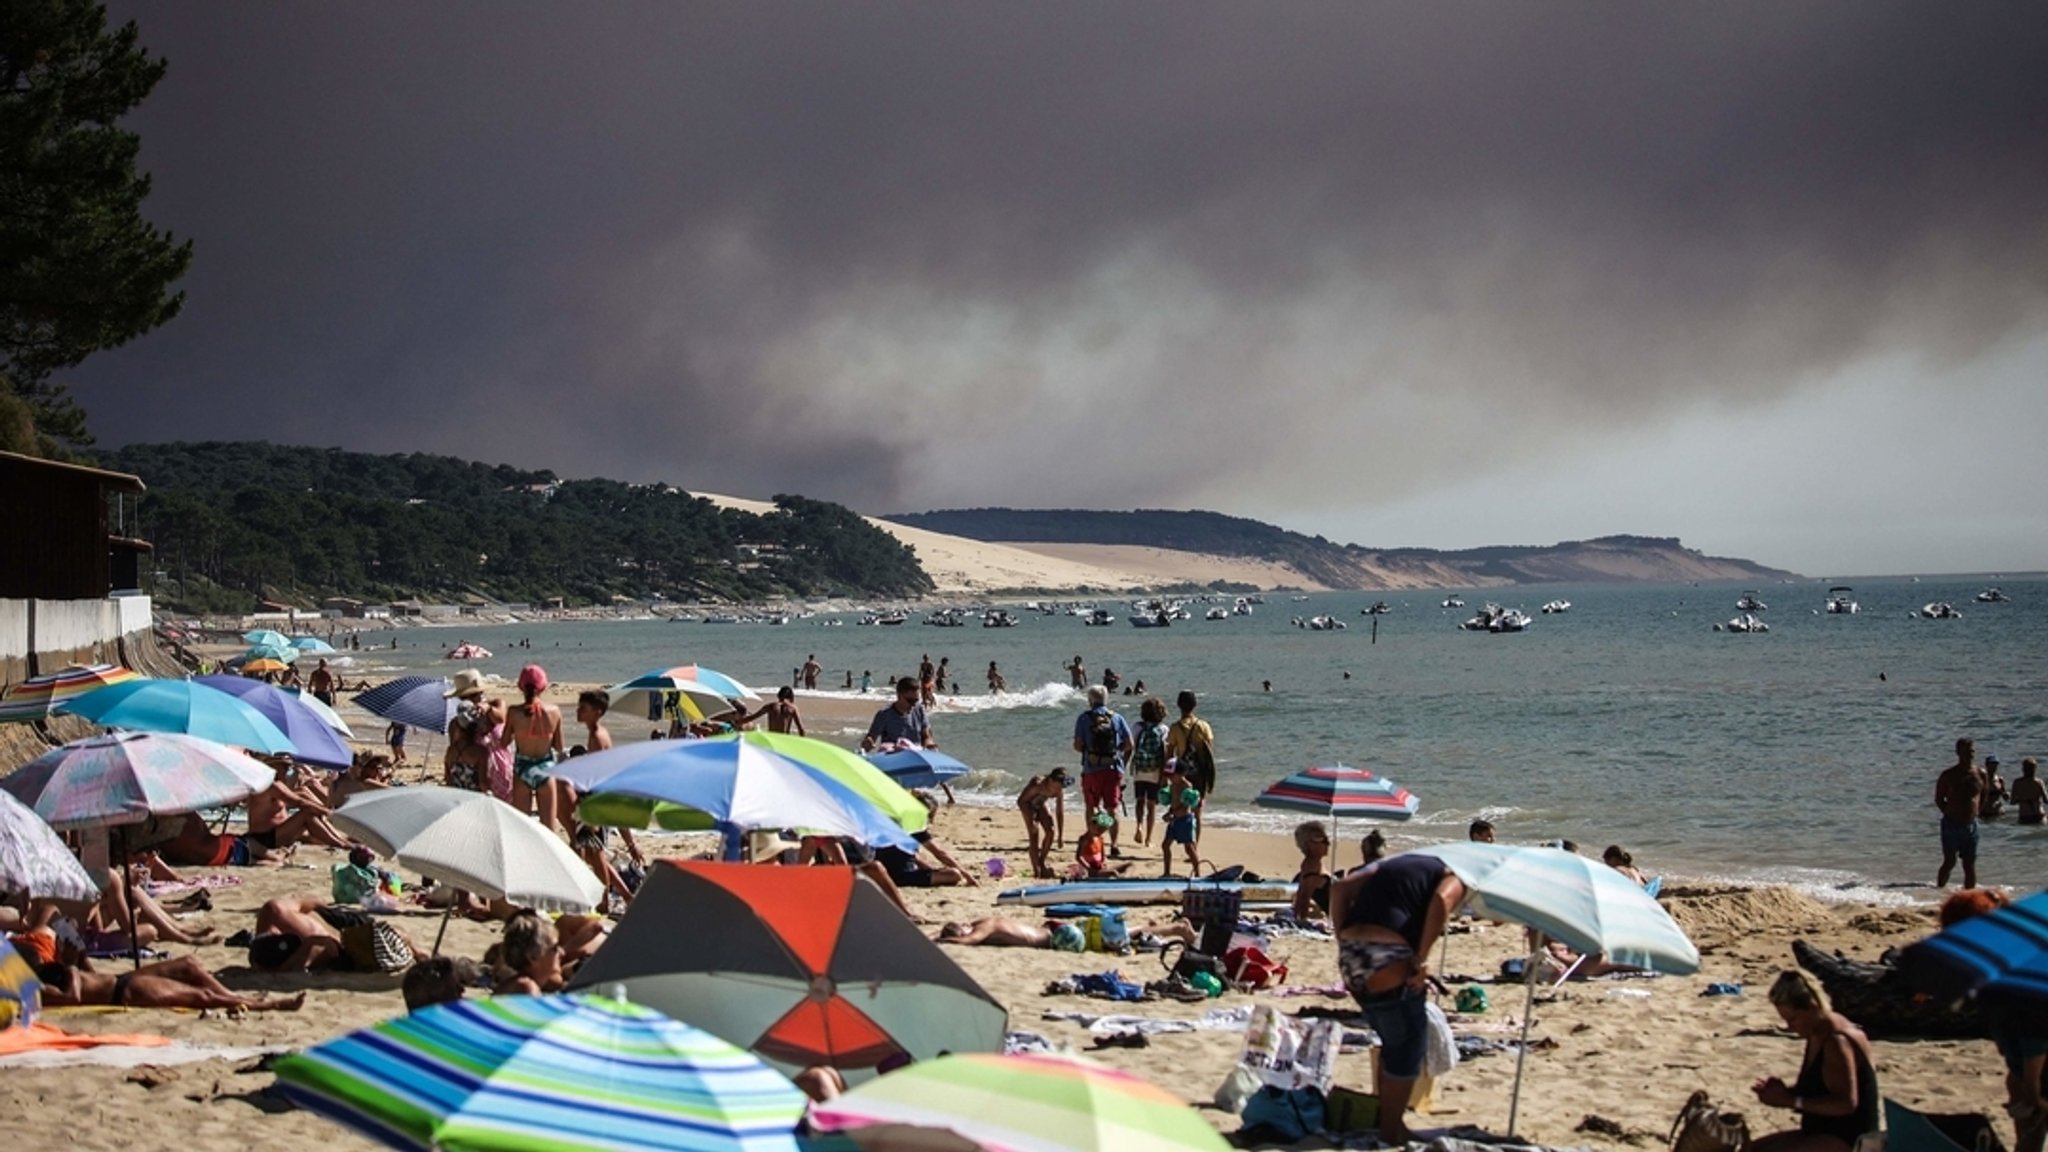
[1541,600,1571,614]
[1920,602,1962,619]
[702,614,740,624]
[1717,613,1769,633]
[1084,609,1115,627]
[876,612,908,626]
[1296,615,1347,631]
[1204,607,1229,621]
[923,609,966,627]
[982,610,1019,628]
[444,642,493,659]
[1232,598,1253,616]
[1460,605,1531,633]
[1129,611,1171,628]
[1362,601,1392,616]
[763,614,790,626]
[1442,596,1466,609]
[1734,592,1768,612]
[1825,587,1859,614]
[1976,588,2010,603]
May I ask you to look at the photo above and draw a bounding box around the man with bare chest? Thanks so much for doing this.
[1935,737,1987,889]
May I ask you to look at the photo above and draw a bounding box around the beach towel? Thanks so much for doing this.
[0,1021,171,1059]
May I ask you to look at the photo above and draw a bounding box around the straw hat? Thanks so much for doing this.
[444,669,487,699]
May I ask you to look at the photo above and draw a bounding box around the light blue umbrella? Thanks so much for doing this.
[244,629,291,649]
[290,636,339,655]
[243,643,298,665]
[355,675,457,734]
[274,992,806,1152]
[1408,841,1698,1134]
[550,739,916,852]
[56,679,296,755]
[194,676,353,767]
[863,748,972,790]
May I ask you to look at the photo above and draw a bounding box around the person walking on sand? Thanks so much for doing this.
[1017,768,1069,878]
[2015,757,2046,826]
[508,665,567,833]
[307,658,336,707]
[802,654,821,691]
[1936,737,1987,888]
[1128,696,1170,847]
[744,686,807,735]
[1072,686,1133,857]
[1165,690,1216,845]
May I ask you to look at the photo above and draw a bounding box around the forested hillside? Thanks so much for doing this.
[99,442,933,610]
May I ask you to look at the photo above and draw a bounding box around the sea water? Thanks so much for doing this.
[328,576,2048,899]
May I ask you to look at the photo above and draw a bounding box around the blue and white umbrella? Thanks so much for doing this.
[863,748,972,790]
[194,676,353,767]
[1898,889,2048,1029]
[1408,841,1698,1134]
[290,636,339,655]
[243,629,291,649]
[355,675,457,734]
[56,679,297,756]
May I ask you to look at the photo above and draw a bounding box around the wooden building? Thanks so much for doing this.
[0,451,151,600]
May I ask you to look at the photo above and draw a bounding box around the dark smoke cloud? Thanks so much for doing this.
[74,1,2048,527]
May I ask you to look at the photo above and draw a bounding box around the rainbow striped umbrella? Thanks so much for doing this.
[274,993,806,1152]
[1253,764,1420,821]
[0,663,142,723]
[807,1052,1230,1152]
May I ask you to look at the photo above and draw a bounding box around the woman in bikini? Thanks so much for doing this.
[37,955,304,1013]
[506,664,566,832]
[1016,768,1069,878]
[1749,969,1881,1152]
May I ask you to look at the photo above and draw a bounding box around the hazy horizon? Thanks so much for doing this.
[71,3,2048,576]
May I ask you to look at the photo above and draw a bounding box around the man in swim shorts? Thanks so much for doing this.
[1329,852,1466,1145]
[1935,737,1987,888]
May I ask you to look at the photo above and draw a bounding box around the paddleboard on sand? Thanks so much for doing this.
[995,876,1299,907]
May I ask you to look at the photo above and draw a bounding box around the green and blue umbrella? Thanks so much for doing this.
[807,1052,1229,1152]
[274,992,806,1152]
[243,643,298,665]
[735,733,927,834]
[56,679,296,755]
[290,636,339,654]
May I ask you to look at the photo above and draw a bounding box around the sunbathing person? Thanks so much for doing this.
[246,895,418,973]
[937,917,1059,948]
[1289,821,1333,921]
[1603,845,1651,887]
[493,913,564,995]
[1748,969,1880,1152]
[81,870,216,950]
[246,760,355,852]
[37,955,304,1012]
[156,814,282,868]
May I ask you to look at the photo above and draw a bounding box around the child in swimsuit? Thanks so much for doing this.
[1161,786,1201,877]
[1017,769,1070,879]
[1074,812,1127,878]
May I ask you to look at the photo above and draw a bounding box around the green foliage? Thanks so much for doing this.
[97,442,934,609]
[1,0,192,450]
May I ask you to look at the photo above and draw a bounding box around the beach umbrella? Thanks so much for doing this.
[606,678,738,725]
[240,658,291,676]
[0,663,142,724]
[243,629,290,649]
[1897,890,2048,1030]
[0,937,43,1030]
[289,636,338,654]
[194,676,353,768]
[1408,841,1699,1134]
[864,748,972,791]
[568,862,1006,1073]
[807,1051,1231,1152]
[56,678,296,755]
[331,786,603,951]
[355,675,457,733]
[284,686,355,738]
[273,992,807,1152]
[0,788,100,904]
[1254,765,1421,834]
[549,738,917,852]
[614,665,755,701]
[244,643,298,664]
[733,732,928,834]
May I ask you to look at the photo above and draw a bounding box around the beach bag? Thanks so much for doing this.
[1239,1004,1340,1093]
[368,919,416,974]
[1669,1090,1749,1152]
[1239,1086,1326,1143]
[1173,720,1216,795]
[1161,940,1226,983]
[1182,887,1244,956]
[1225,944,1287,990]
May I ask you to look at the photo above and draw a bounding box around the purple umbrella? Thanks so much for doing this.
[195,676,354,767]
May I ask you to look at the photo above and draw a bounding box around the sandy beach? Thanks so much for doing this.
[0,689,2018,1151]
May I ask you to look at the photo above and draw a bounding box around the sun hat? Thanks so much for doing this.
[443,669,487,699]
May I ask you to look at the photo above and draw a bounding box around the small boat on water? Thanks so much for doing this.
[982,610,1019,628]
[702,614,740,624]
[1976,588,2010,603]
[876,612,908,626]
[1825,586,1859,614]
[1083,609,1115,626]
[1541,600,1571,614]
[1920,602,1962,619]
[1460,605,1531,633]
[1717,613,1769,633]
[1296,615,1347,631]
[1204,607,1229,621]
[1735,591,1768,612]
[1362,601,1392,616]
[1442,595,1466,609]
[1129,611,1172,628]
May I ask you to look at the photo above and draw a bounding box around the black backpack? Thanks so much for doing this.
[1087,709,1119,760]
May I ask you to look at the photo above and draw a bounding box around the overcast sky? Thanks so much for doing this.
[75,2,2048,576]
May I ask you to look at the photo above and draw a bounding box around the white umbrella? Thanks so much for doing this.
[330,787,604,952]
[0,789,100,904]
[1408,842,1699,1134]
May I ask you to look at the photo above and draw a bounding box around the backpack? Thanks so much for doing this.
[1175,719,1216,795]
[1087,709,1119,760]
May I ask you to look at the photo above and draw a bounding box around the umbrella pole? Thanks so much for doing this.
[431,903,453,957]
[119,828,141,971]
[1507,943,1538,1136]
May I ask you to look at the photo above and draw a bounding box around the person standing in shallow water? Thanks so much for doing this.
[1935,737,1987,889]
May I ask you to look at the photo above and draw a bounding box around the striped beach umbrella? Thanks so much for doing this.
[0,731,276,831]
[0,663,142,724]
[355,675,457,734]
[56,678,296,755]
[807,1052,1230,1152]
[615,664,754,701]
[1254,764,1420,821]
[273,993,806,1152]
[1898,889,2048,1030]
[733,732,927,834]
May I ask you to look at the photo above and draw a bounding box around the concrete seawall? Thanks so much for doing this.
[0,594,185,771]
